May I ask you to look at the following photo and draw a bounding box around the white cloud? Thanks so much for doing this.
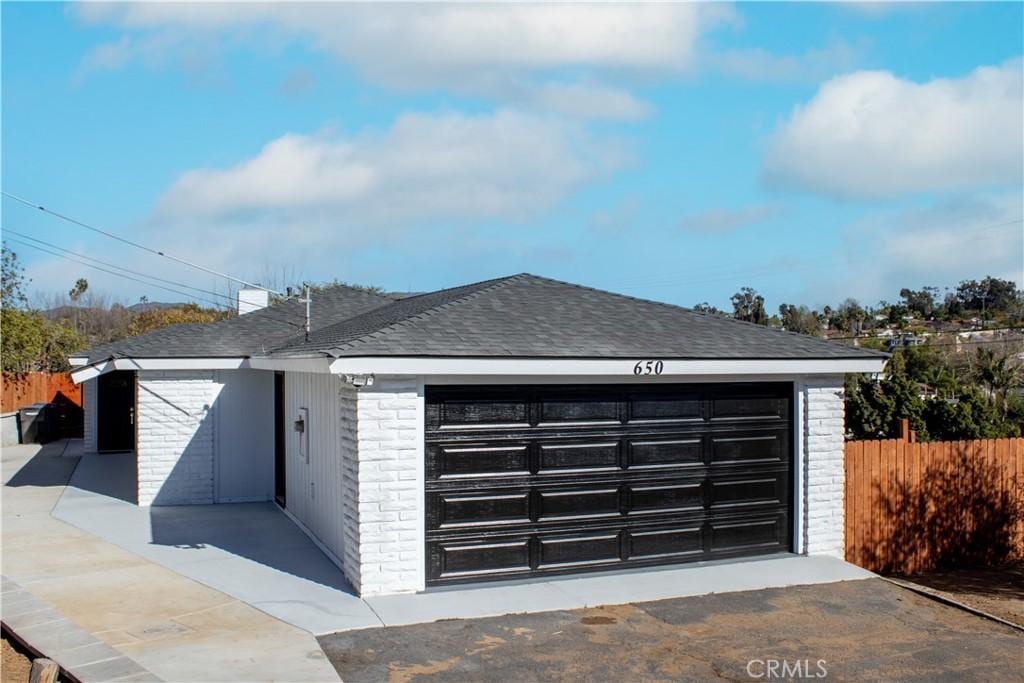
[763,60,1024,199]
[75,3,735,119]
[680,203,785,233]
[840,192,1024,302]
[706,39,865,84]
[157,109,625,222]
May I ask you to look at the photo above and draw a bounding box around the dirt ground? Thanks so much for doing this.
[319,578,1023,683]
[902,562,1024,627]
[1,637,32,683]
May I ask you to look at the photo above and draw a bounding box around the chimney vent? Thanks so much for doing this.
[237,289,269,315]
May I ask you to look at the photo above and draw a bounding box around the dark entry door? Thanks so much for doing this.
[274,372,286,507]
[97,371,135,452]
[425,383,793,586]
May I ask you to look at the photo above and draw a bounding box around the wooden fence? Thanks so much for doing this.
[0,372,81,413]
[845,430,1024,575]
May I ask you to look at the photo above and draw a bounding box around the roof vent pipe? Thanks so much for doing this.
[237,289,269,315]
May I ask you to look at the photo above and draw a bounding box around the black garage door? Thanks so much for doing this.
[425,383,793,586]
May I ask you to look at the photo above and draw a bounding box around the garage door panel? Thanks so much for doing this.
[709,472,789,509]
[538,396,619,424]
[710,391,788,421]
[710,430,788,465]
[628,525,704,559]
[426,383,792,585]
[538,531,621,569]
[434,539,532,578]
[435,396,530,429]
[627,392,703,422]
[538,487,621,521]
[628,437,703,469]
[431,491,531,529]
[628,481,704,514]
[539,441,620,472]
[709,513,788,553]
[430,443,530,478]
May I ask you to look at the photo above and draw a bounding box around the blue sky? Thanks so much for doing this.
[3,2,1022,312]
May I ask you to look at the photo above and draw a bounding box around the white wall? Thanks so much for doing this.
[351,377,425,596]
[214,370,274,502]
[282,371,354,574]
[82,378,97,453]
[136,371,217,506]
[800,377,847,557]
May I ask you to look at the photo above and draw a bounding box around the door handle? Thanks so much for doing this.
[129,407,135,426]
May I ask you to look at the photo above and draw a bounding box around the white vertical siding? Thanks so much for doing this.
[82,378,98,453]
[214,369,275,503]
[283,371,354,573]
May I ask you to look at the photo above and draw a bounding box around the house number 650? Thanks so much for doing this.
[633,360,664,375]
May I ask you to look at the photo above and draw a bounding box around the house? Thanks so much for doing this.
[68,274,887,597]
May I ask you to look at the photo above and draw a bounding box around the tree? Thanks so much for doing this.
[68,278,89,302]
[127,303,231,337]
[778,303,819,336]
[955,277,1020,317]
[972,348,1021,417]
[730,287,768,325]
[2,245,29,309]
[692,302,722,315]
[1,246,84,372]
[899,286,939,319]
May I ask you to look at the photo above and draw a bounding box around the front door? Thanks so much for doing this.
[97,371,135,452]
[274,372,286,507]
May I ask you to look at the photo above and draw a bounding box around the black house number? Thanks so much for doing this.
[633,360,664,375]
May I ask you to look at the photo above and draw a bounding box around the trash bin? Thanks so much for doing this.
[18,403,48,444]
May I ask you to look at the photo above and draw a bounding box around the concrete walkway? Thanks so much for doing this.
[53,451,381,634]
[2,440,340,683]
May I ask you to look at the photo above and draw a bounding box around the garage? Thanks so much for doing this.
[426,382,793,585]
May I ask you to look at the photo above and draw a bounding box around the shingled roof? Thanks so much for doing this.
[80,284,395,363]
[81,274,885,363]
[271,274,885,360]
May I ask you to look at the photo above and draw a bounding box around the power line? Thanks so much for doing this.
[3,236,233,311]
[4,228,235,303]
[2,191,283,295]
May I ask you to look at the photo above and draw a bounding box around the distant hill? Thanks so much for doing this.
[41,302,184,319]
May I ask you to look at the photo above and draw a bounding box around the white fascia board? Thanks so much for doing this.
[248,357,333,373]
[328,357,887,377]
[70,357,249,384]
[68,356,90,367]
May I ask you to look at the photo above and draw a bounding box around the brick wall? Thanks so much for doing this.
[82,378,97,453]
[136,370,217,506]
[801,377,846,557]
[352,377,425,595]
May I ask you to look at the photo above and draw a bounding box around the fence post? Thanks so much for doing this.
[900,418,916,443]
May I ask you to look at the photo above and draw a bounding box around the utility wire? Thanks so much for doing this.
[4,228,236,303]
[3,237,233,311]
[2,191,283,295]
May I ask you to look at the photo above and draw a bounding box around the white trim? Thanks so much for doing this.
[248,357,333,373]
[71,357,250,383]
[68,356,89,367]
[330,357,885,377]
[792,380,806,555]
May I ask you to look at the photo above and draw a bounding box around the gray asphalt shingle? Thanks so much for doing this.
[82,274,884,363]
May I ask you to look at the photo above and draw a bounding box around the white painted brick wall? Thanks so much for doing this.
[82,378,98,453]
[802,377,846,557]
[136,371,217,506]
[351,377,425,596]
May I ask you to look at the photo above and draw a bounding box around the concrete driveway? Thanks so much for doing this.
[319,579,1024,683]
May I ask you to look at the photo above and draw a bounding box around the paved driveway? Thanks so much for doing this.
[319,579,1023,682]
